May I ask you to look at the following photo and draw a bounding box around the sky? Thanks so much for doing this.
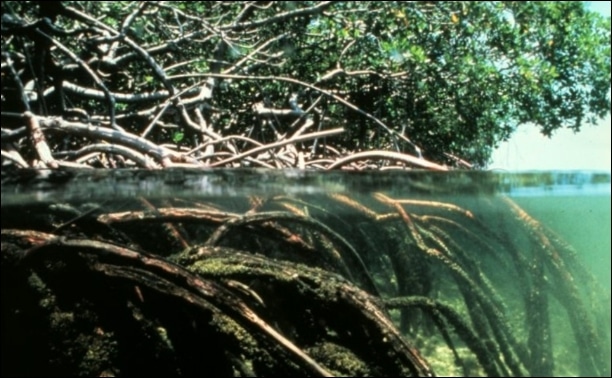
[489,1,611,172]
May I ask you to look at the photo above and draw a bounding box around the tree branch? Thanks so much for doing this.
[209,128,344,167]
[220,2,336,31]
[326,150,448,171]
[37,115,200,167]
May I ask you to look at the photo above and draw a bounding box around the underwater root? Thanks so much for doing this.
[1,192,610,377]
[1,229,432,377]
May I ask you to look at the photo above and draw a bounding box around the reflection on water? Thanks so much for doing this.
[1,169,610,377]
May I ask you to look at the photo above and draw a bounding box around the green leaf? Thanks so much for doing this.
[172,132,184,143]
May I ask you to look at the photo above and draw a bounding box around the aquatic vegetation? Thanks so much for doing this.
[1,188,609,376]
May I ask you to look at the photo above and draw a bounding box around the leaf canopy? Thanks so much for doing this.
[2,1,610,167]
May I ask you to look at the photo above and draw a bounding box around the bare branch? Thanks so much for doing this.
[63,5,176,97]
[220,2,336,31]
[35,28,120,130]
[253,103,304,117]
[120,2,150,34]
[37,116,200,167]
[62,82,170,103]
[326,150,448,171]
[173,72,425,156]
[2,53,31,112]
[58,143,159,169]
[1,149,30,168]
[209,128,344,167]
[24,111,58,168]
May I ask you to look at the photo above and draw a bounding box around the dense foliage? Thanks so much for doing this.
[2,1,610,168]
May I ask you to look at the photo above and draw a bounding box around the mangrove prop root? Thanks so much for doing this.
[1,190,609,377]
[203,210,380,296]
[1,230,433,377]
[385,296,502,377]
[184,247,433,376]
[502,197,609,377]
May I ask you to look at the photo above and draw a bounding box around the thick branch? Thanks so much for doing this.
[24,111,57,168]
[37,116,200,167]
[59,143,158,169]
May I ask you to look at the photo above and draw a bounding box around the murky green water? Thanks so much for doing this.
[512,195,611,293]
[1,169,610,377]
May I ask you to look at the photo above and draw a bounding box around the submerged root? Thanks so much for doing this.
[1,191,609,377]
[1,230,432,377]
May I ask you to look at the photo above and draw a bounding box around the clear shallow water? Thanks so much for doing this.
[1,169,610,377]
